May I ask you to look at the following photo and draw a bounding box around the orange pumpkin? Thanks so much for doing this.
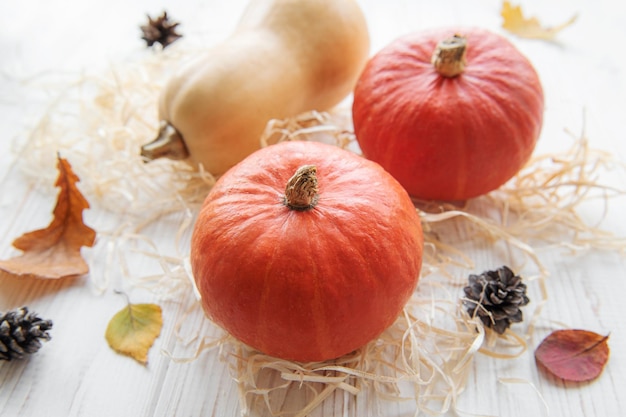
[190,140,423,362]
[352,27,544,201]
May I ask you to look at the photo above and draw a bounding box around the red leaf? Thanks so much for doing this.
[535,329,609,382]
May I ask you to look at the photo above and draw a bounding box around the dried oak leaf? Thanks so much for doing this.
[501,1,578,40]
[105,303,163,365]
[0,155,96,279]
[535,329,610,382]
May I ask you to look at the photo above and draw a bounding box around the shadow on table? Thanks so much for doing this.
[0,271,83,308]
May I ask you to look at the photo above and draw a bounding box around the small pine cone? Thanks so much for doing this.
[140,11,182,49]
[463,266,530,334]
[0,307,53,361]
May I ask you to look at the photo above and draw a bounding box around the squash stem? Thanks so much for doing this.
[140,121,190,162]
[284,165,319,211]
[431,34,467,78]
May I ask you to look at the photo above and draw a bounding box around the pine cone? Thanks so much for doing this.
[140,11,182,49]
[463,266,530,334]
[0,307,53,361]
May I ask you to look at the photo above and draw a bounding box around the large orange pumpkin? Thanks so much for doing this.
[352,27,544,201]
[190,140,423,362]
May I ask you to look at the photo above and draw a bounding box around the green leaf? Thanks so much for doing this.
[105,303,163,364]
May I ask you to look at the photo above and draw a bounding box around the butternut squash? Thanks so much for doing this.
[141,0,370,175]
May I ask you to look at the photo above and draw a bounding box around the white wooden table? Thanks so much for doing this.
[1,1,625,416]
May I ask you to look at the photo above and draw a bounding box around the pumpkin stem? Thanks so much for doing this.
[431,34,467,78]
[140,121,190,162]
[284,165,319,210]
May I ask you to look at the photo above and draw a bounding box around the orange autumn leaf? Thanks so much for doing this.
[0,155,96,279]
[501,1,577,40]
[535,329,610,382]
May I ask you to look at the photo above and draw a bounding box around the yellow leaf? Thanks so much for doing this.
[105,303,163,364]
[0,155,96,279]
[501,1,577,40]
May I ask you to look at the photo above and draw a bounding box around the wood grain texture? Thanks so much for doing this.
[1,1,625,416]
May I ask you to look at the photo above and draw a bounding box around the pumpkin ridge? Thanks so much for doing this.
[462,72,541,168]
[254,229,281,353]
[358,69,433,170]
[310,211,380,353]
[313,205,378,285]
[245,212,315,358]
[464,81,519,193]
[310,180,413,353]
[304,217,335,360]
[464,38,520,68]
[205,189,291,347]
[380,76,444,185]
[255,185,340,359]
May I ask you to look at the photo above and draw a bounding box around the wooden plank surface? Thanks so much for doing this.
[1,1,625,416]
